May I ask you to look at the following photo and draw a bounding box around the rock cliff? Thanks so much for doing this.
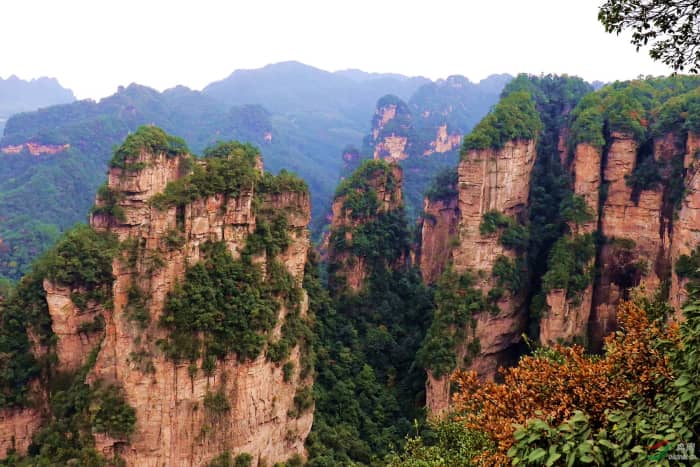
[423,138,537,415]
[90,148,312,466]
[0,130,314,466]
[669,133,700,313]
[368,96,413,163]
[451,139,535,374]
[539,143,600,345]
[419,191,459,284]
[420,85,544,417]
[327,160,405,293]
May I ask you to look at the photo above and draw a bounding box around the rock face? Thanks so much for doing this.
[418,77,700,415]
[453,140,535,373]
[43,280,105,373]
[16,147,315,466]
[540,288,594,345]
[1,142,70,155]
[540,130,698,348]
[589,132,671,348]
[419,193,459,284]
[369,98,412,163]
[374,135,409,162]
[368,97,462,163]
[540,142,600,345]
[89,150,312,466]
[327,163,404,292]
[423,124,463,156]
[452,139,535,272]
[0,408,43,457]
[426,139,536,414]
[669,132,700,313]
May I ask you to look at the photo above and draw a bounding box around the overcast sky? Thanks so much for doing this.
[1,0,674,100]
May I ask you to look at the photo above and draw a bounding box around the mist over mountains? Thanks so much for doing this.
[0,61,511,281]
[0,75,75,132]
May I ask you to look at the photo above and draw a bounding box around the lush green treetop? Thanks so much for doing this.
[461,91,542,153]
[151,140,307,209]
[503,74,592,110]
[568,75,700,147]
[110,125,189,169]
[424,167,458,203]
[335,159,398,198]
[202,140,259,161]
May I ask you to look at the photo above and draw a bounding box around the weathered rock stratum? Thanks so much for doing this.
[0,133,314,466]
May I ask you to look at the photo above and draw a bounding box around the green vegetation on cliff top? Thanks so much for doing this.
[568,75,700,148]
[109,125,189,169]
[461,90,542,153]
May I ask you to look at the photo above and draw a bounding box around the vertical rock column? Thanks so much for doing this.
[670,132,700,313]
[452,139,536,376]
[90,149,313,466]
[590,132,668,349]
[540,142,601,345]
[419,193,459,285]
[327,163,404,293]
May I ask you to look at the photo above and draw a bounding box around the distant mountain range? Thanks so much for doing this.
[0,61,511,280]
[0,75,75,133]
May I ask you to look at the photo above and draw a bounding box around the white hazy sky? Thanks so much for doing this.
[1,0,674,100]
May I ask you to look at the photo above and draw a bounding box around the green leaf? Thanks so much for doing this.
[597,439,617,449]
[528,448,547,462]
[545,452,562,466]
[675,375,690,386]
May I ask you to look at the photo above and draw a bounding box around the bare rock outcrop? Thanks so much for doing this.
[419,194,459,284]
[426,139,536,415]
[590,132,670,348]
[669,132,700,312]
[85,148,314,466]
[540,142,600,345]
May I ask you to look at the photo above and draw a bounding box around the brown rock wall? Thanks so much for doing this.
[426,139,536,415]
[88,151,313,466]
[419,196,459,284]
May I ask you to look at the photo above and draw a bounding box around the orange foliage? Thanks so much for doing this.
[451,301,678,463]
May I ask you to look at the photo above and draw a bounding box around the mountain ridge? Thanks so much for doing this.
[0,62,510,281]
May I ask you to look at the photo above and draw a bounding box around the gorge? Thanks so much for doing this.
[1,73,700,465]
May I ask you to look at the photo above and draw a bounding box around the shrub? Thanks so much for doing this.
[479,211,529,251]
[335,159,397,198]
[90,383,137,437]
[39,225,119,293]
[417,269,494,377]
[492,255,527,295]
[291,386,314,417]
[258,170,308,194]
[204,389,231,416]
[159,241,279,363]
[386,418,494,466]
[282,362,295,382]
[234,453,253,467]
[425,168,458,203]
[151,150,258,210]
[479,211,512,235]
[91,184,125,221]
[110,125,188,169]
[462,91,542,153]
[451,301,676,464]
[541,234,596,301]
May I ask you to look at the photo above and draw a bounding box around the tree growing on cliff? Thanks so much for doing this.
[599,0,700,72]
